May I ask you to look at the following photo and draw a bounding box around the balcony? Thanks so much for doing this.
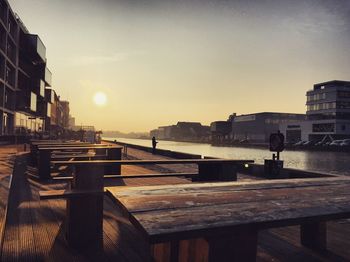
[32,79,45,98]
[5,63,16,88]
[4,88,15,111]
[25,34,46,64]
[16,90,37,113]
[8,13,18,41]
[44,67,52,86]
[36,100,51,118]
[0,54,4,80]
[0,24,6,53]
[0,0,7,27]
[7,39,17,64]
[45,88,55,103]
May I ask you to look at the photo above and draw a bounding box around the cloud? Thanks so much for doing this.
[69,51,145,66]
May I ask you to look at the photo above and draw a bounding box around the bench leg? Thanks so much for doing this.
[104,148,121,175]
[66,195,104,249]
[38,150,51,180]
[66,165,104,249]
[300,222,327,250]
[198,163,238,182]
[207,229,258,262]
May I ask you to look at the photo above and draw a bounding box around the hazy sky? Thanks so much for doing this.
[8,0,350,132]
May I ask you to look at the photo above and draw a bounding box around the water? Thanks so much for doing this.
[104,137,350,176]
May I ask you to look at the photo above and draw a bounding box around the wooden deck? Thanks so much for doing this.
[1,145,350,261]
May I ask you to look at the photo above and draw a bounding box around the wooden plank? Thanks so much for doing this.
[106,178,350,243]
[51,159,254,165]
[52,173,197,181]
[39,189,105,200]
[131,195,350,243]
[107,183,350,213]
[40,145,120,151]
[106,176,350,199]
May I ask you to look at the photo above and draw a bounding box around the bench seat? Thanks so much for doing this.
[39,189,105,200]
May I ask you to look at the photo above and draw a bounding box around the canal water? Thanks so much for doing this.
[104,137,350,176]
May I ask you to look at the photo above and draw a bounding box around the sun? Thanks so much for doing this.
[93,92,107,106]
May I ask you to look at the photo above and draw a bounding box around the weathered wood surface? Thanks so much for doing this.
[2,145,350,261]
[51,159,254,165]
[39,145,120,151]
[106,177,350,243]
[39,189,105,200]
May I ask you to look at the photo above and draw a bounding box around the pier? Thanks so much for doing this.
[1,142,350,261]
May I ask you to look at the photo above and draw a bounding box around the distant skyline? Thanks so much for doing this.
[8,0,350,132]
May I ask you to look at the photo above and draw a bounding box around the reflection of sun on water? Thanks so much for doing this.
[93,92,107,106]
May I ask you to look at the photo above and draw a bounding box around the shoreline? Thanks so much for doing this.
[104,137,350,153]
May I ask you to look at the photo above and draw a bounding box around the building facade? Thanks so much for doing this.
[231,112,306,143]
[281,80,350,143]
[210,121,232,144]
[306,80,350,140]
[0,0,73,139]
[150,122,210,142]
[0,0,51,137]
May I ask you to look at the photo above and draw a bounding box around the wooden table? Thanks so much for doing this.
[37,145,122,179]
[52,159,254,182]
[106,176,350,262]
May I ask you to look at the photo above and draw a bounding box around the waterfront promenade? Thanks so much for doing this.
[1,144,350,261]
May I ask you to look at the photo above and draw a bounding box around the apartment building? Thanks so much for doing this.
[0,0,72,139]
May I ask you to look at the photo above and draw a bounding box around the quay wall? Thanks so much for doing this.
[104,139,334,179]
[103,140,201,159]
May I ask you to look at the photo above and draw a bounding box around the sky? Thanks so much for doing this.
[8,0,350,132]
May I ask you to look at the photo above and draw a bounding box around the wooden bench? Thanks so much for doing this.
[37,145,122,180]
[51,159,254,182]
[30,141,97,165]
[39,158,252,249]
[39,164,106,249]
[105,176,350,262]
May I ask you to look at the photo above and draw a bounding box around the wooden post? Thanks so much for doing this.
[30,144,38,166]
[104,147,121,175]
[66,164,104,249]
[300,222,327,250]
[94,148,107,160]
[38,149,51,180]
[207,229,258,262]
[198,163,238,181]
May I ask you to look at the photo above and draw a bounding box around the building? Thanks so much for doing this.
[281,80,350,143]
[0,0,51,137]
[231,112,306,143]
[150,122,210,142]
[68,115,75,129]
[59,100,70,129]
[210,121,232,144]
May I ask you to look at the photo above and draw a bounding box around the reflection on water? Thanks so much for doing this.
[104,137,350,176]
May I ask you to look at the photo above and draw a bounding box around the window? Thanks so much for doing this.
[40,80,45,97]
[338,91,350,99]
[30,92,37,112]
[312,123,335,133]
[337,102,350,109]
